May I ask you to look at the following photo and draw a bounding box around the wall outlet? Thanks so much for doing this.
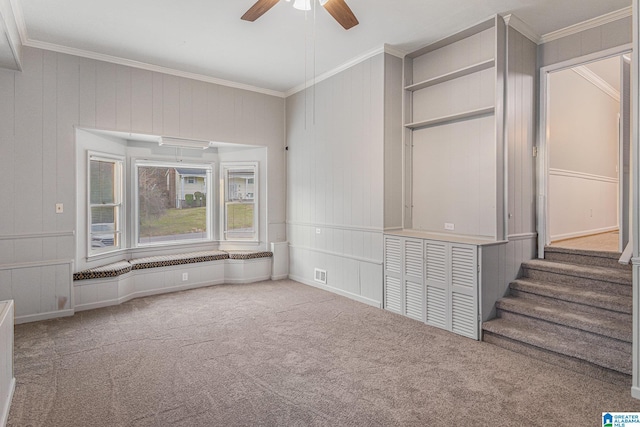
[316,228,321,234]
[55,203,63,214]
[182,272,188,281]
[444,223,455,231]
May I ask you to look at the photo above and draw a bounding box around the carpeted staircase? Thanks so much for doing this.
[482,246,632,385]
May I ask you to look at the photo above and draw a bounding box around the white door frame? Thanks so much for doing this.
[537,44,633,259]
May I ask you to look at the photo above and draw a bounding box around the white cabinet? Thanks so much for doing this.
[383,235,424,321]
[384,234,481,340]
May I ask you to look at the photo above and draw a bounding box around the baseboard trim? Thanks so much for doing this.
[508,232,537,241]
[75,279,227,312]
[271,274,288,281]
[0,377,15,427]
[14,309,75,324]
[551,226,618,242]
[289,274,381,308]
[224,275,271,284]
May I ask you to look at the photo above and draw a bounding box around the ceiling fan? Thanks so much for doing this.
[241,0,359,30]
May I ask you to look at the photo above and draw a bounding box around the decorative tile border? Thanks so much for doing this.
[130,251,229,270]
[73,261,132,281]
[227,251,273,260]
[73,250,272,281]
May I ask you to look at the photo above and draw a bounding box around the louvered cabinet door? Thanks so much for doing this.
[403,238,424,321]
[450,244,479,339]
[424,241,448,330]
[383,236,403,314]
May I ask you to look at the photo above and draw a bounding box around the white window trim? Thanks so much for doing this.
[133,159,214,248]
[220,162,259,242]
[87,151,125,258]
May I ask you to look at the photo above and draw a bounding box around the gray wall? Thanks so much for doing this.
[285,52,402,307]
[384,54,404,230]
[480,25,538,315]
[539,16,631,68]
[0,46,285,321]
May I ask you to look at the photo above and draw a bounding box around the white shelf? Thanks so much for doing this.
[407,17,495,58]
[405,106,495,130]
[405,59,495,92]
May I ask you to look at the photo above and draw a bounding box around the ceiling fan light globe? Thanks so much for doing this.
[293,0,311,11]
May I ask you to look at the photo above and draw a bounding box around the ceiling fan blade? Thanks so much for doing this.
[241,0,280,22]
[322,0,359,30]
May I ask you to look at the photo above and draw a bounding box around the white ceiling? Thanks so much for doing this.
[13,0,632,94]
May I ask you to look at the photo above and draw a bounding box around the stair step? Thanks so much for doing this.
[482,316,631,375]
[483,330,631,386]
[496,296,631,342]
[510,279,632,315]
[544,246,631,271]
[522,259,632,296]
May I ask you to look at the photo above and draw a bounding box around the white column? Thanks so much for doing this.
[632,0,640,399]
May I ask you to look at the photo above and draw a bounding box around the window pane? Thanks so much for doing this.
[90,160,115,204]
[223,166,257,240]
[226,169,255,201]
[90,207,118,249]
[138,166,208,244]
[89,157,121,254]
[226,202,255,236]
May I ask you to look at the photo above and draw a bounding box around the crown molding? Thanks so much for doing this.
[23,38,286,98]
[8,0,25,42]
[383,43,406,59]
[284,45,393,97]
[572,65,620,102]
[540,6,632,44]
[502,14,540,44]
[0,0,22,70]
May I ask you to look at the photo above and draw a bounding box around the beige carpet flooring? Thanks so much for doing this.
[8,279,640,426]
[551,231,620,252]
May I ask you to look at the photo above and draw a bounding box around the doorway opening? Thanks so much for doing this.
[538,47,632,257]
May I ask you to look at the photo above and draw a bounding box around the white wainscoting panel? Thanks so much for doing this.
[0,260,74,324]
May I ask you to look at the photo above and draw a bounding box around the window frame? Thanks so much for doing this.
[87,152,125,257]
[133,159,214,248]
[220,162,259,242]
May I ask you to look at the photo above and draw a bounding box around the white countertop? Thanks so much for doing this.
[384,229,507,246]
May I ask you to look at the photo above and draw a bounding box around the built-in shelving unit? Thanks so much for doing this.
[387,14,538,339]
[402,15,505,239]
[405,106,495,130]
[404,59,495,92]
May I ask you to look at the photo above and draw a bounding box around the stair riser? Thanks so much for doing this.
[509,288,632,319]
[483,332,631,385]
[544,252,631,271]
[523,268,631,297]
[496,309,632,350]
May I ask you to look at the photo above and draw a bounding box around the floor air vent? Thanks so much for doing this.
[314,268,327,284]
